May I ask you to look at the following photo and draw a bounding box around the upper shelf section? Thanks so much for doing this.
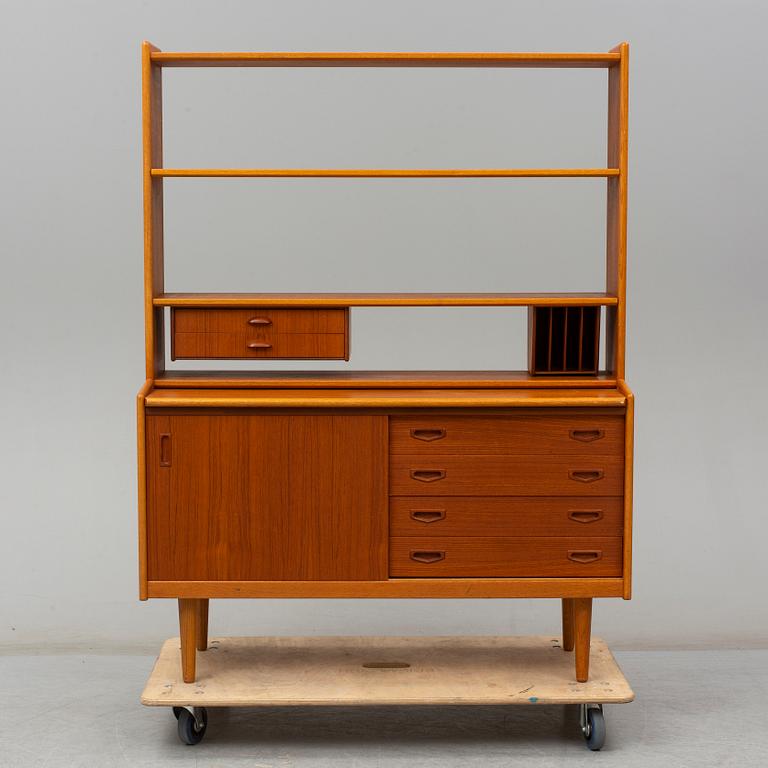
[154,293,619,308]
[149,51,622,68]
[153,168,620,178]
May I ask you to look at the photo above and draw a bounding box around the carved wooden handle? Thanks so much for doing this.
[247,342,273,350]
[569,429,605,443]
[410,469,446,483]
[410,428,446,442]
[409,509,447,523]
[568,469,604,483]
[568,509,604,523]
[568,550,602,564]
[159,433,171,467]
[248,317,272,326]
[410,550,445,564]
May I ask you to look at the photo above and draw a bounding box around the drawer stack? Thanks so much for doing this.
[171,308,349,360]
[389,414,624,577]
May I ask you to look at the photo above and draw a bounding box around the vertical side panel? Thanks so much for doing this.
[136,380,152,599]
[606,43,629,378]
[143,41,165,378]
[619,381,634,599]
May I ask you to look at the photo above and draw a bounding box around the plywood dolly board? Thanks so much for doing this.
[142,635,633,750]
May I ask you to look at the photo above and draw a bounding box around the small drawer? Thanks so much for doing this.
[389,536,623,577]
[390,497,623,537]
[390,415,624,457]
[171,308,349,360]
[390,455,624,496]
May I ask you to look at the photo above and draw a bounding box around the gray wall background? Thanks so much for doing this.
[2,0,767,652]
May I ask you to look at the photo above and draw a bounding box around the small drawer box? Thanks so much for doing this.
[171,308,349,360]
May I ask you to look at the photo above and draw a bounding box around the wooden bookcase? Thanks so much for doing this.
[137,43,633,688]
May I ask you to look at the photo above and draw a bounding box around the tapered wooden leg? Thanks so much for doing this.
[573,597,593,682]
[196,599,209,651]
[178,598,198,683]
[561,598,575,652]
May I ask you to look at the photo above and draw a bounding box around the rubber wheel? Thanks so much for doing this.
[584,707,606,751]
[177,707,208,745]
[172,707,184,720]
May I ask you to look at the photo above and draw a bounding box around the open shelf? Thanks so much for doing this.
[154,293,618,308]
[150,51,622,68]
[153,168,620,178]
[155,370,618,389]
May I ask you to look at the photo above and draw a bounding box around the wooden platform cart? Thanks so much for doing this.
[138,43,634,750]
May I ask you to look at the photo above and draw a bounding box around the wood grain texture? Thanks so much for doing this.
[196,599,209,651]
[147,578,625,599]
[573,597,593,681]
[177,598,198,683]
[605,42,629,378]
[144,388,628,409]
[154,370,618,389]
[390,455,624,496]
[155,292,618,307]
[149,51,623,68]
[141,636,634,706]
[142,41,164,378]
[136,379,153,600]
[153,167,619,177]
[146,413,387,581]
[562,598,575,652]
[390,497,623,537]
[390,414,624,456]
[173,308,347,333]
[619,379,634,599]
[390,537,622,577]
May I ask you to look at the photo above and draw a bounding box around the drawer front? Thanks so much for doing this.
[172,308,348,360]
[390,456,624,496]
[390,536,622,577]
[390,415,623,456]
[390,497,623,537]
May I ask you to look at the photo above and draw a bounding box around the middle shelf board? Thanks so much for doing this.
[155,370,618,389]
[155,293,618,308]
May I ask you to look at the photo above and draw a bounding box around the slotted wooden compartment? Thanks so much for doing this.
[528,306,601,375]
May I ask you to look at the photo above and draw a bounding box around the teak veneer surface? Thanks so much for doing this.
[144,387,627,409]
[390,414,624,455]
[390,497,623,537]
[146,413,387,581]
[389,537,623,577]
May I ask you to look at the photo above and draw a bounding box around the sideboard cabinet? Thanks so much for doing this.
[138,42,633,688]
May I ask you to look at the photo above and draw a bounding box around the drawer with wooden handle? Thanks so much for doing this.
[390,497,623,537]
[171,308,349,360]
[390,536,623,577]
[390,455,624,496]
[390,414,623,456]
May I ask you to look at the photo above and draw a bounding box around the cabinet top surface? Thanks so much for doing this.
[142,386,628,409]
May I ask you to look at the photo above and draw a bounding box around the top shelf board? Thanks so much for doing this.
[154,293,618,308]
[149,51,622,68]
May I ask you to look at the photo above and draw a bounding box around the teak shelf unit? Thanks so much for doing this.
[138,42,633,729]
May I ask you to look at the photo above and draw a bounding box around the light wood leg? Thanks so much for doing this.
[561,598,575,652]
[178,598,198,683]
[573,597,593,682]
[196,599,209,651]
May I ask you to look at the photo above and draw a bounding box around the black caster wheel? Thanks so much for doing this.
[177,707,208,745]
[581,705,606,751]
[172,707,183,720]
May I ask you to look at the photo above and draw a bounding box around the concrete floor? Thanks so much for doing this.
[0,649,766,767]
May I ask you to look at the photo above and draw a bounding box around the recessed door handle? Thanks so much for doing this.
[248,317,272,326]
[568,510,604,523]
[568,469,604,483]
[410,469,446,483]
[410,428,446,442]
[159,433,171,467]
[569,429,605,443]
[410,550,445,564]
[409,509,447,523]
[568,550,603,564]
[247,342,273,350]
